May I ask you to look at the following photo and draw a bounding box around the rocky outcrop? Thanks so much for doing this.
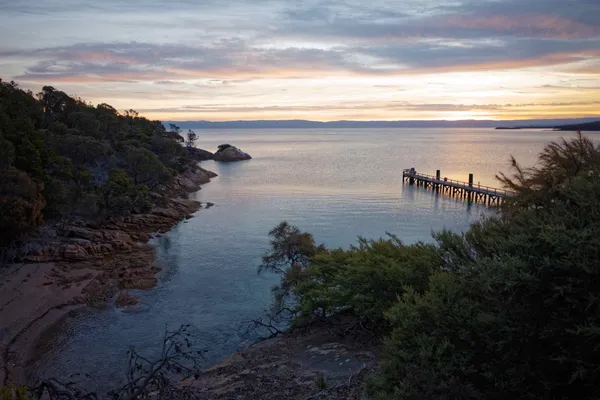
[168,166,218,197]
[189,321,379,400]
[23,166,215,264]
[23,198,201,264]
[188,148,214,161]
[213,144,252,162]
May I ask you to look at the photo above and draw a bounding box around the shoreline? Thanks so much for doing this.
[0,165,217,386]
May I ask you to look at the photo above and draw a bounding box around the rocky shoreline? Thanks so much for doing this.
[190,318,380,400]
[0,165,217,386]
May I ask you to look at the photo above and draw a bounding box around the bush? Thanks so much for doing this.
[100,168,149,215]
[295,237,440,327]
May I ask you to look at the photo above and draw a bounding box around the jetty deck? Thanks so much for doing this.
[402,169,513,205]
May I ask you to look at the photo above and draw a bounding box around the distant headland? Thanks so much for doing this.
[165,117,600,130]
[496,120,600,131]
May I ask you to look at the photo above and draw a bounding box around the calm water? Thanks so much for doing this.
[32,128,589,392]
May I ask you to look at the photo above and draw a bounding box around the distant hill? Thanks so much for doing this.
[165,118,600,130]
[496,120,600,131]
[554,120,600,131]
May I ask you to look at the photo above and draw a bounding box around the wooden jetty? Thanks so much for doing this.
[402,169,512,206]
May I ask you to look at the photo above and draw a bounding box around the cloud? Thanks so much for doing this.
[8,34,600,84]
[134,99,600,114]
[6,41,358,81]
[276,0,600,41]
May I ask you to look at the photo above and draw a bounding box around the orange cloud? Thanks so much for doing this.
[75,51,136,64]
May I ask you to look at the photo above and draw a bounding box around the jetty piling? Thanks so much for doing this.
[403,169,512,205]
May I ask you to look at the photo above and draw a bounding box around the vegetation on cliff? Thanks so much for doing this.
[261,133,600,399]
[0,79,199,250]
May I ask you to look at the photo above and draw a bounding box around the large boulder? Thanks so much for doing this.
[213,144,252,162]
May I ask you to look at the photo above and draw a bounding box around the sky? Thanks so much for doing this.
[1,0,599,121]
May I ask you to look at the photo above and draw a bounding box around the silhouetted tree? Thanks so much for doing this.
[185,129,197,149]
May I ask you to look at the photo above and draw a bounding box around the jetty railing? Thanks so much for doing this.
[402,169,514,205]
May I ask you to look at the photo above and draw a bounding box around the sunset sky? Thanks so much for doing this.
[1,0,599,121]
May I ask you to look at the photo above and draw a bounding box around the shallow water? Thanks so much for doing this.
[31,128,594,392]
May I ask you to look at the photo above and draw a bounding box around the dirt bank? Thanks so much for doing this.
[0,166,217,386]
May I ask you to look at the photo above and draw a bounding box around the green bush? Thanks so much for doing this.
[295,237,440,327]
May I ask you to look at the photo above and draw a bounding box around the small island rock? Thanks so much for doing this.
[213,144,252,162]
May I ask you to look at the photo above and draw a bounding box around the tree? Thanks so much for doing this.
[152,135,187,171]
[100,168,148,215]
[0,169,45,245]
[165,123,184,143]
[185,129,197,149]
[49,133,113,166]
[120,146,171,188]
[254,222,322,334]
[67,112,100,138]
[0,136,15,167]
[497,131,600,208]
[259,221,319,275]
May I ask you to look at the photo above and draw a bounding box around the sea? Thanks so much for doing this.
[30,128,593,392]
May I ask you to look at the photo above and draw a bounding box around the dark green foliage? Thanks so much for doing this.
[0,136,15,167]
[151,134,188,171]
[0,169,46,245]
[497,131,600,208]
[100,169,149,214]
[49,133,113,165]
[259,221,319,275]
[296,237,440,327]
[258,221,321,315]
[120,146,171,188]
[0,78,195,244]
[260,224,439,328]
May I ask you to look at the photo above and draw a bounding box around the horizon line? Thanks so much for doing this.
[164,117,600,123]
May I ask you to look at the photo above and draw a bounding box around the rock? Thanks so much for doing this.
[189,319,379,399]
[213,144,252,162]
[188,147,214,161]
[115,291,139,308]
[171,167,217,195]
[63,244,89,261]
